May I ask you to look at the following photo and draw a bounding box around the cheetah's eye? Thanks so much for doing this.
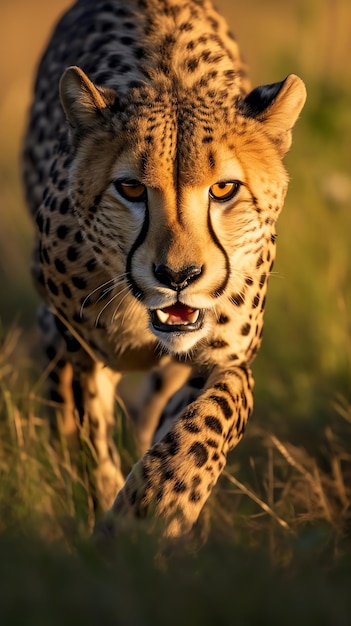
[209,181,241,202]
[113,180,147,202]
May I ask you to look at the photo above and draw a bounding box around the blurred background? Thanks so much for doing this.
[0,0,350,434]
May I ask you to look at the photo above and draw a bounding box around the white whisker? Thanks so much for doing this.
[79,272,129,317]
[111,288,133,324]
[95,284,130,327]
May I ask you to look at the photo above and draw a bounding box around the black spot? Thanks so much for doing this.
[36,212,44,232]
[120,35,134,46]
[47,278,58,295]
[72,276,87,290]
[218,314,229,324]
[95,71,112,85]
[252,294,260,308]
[213,383,236,403]
[192,476,201,488]
[209,339,228,349]
[245,277,253,286]
[38,270,45,286]
[57,225,69,239]
[201,50,212,62]
[133,46,144,59]
[256,255,264,268]
[129,489,137,506]
[259,273,267,288]
[163,469,174,480]
[180,22,193,32]
[42,247,50,264]
[62,282,72,298]
[202,136,213,144]
[205,439,217,451]
[58,179,67,191]
[209,394,233,419]
[189,442,208,467]
[59,198,70,214]
[205,415,222,434]
[184,421,201,434]
[115,6,131,17]
[108,53,122,69]
[164,431,180,456]
[189,490,201,502]
[86,258,97,272]
[128,79,144,89]
[73,312,86,324]
[174,480,187,493]
[67,246,79,262]
[241,323,251,336]
[49,197,57,212]
[149,448,166,460]
[54,258,66,274]
[75,231,84,243]
[230,293,245,306]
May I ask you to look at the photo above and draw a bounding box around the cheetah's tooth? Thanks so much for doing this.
[187,309,200,324]
[156,308,200,325]
[156,309,170,324]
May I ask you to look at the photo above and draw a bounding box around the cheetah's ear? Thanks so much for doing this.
[242,74,306,156]
[60,66,118,134]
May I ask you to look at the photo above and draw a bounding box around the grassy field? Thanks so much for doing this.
[0,0,351,623]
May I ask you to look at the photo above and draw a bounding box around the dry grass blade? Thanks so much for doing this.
[270,434,336,525]
[270,434,312,479]
[223,470,291,531]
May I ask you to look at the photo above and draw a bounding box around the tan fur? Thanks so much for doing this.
[23,0,306,536]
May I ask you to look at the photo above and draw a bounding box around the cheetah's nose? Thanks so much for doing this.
[153,264,202,291]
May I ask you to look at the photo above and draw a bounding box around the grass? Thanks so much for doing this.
[1,0,351,623]
[1,324,351,624]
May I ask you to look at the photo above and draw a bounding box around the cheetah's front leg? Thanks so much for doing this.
[105,365,253,537]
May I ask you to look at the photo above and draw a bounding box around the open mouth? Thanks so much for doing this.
[150,304,205,333]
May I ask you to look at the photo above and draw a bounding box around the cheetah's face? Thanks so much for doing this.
[60,67,306,354]
[108,148,267,354]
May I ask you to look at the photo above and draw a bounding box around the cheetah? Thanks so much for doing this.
[23,0,306,537]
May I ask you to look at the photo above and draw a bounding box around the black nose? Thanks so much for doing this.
[154,264,202,290]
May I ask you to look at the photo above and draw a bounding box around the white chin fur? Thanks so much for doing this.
[152,325,207,355]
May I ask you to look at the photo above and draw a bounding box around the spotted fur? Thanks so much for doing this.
[23,0,306,535]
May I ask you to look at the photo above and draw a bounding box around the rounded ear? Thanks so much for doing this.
[242,74,307,155]
[60,66,118,132]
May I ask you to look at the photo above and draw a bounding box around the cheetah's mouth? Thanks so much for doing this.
[150,304,204,333]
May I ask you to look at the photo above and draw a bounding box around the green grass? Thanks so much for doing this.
[1,0,351,623]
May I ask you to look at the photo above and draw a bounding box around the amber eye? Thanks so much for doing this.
[209,181,241,202]
[113,179,147,202]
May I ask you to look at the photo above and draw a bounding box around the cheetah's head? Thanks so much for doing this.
[60,67,306,355]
